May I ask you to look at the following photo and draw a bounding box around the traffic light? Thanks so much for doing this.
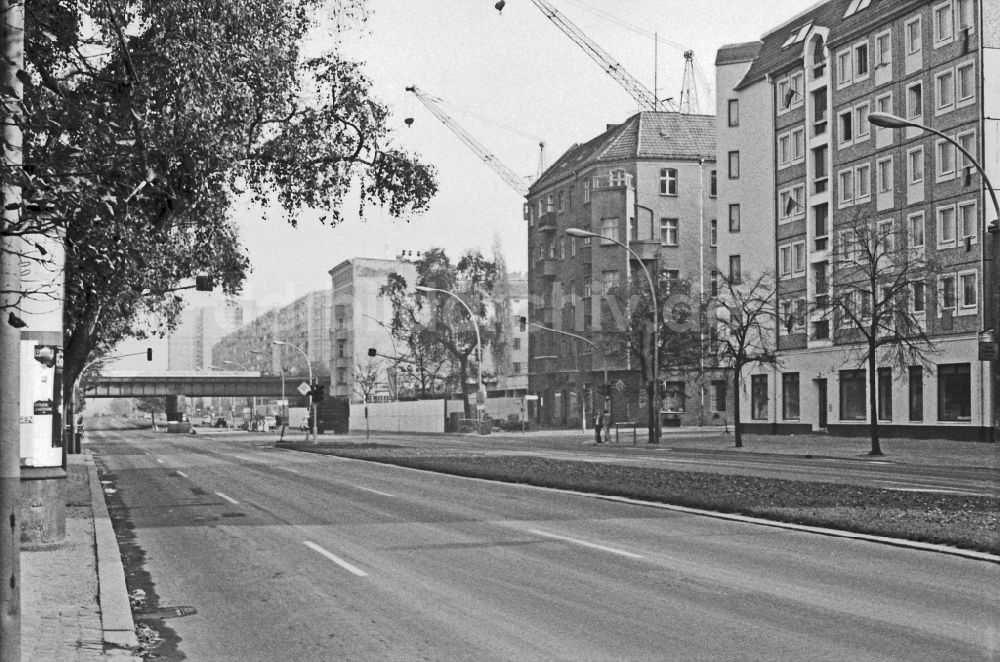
[195,275,214,291]
[146,348,153,361]
[367,348,377,357]
[519,316,527,332]
[310,383,325,404]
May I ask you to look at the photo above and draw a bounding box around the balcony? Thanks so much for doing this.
[535,307,554,325]
[591,173,634,190]
[538,257,559,279]
[628,240,661,261]
[538,212,558,232]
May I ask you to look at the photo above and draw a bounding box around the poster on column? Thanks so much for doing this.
[20,341,63,467]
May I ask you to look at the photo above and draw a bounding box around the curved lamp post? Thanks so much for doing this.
[869,112,999,442]
[273,340,316,441]
[531,322,610,432]
[415,285,484,422]
[566,227,660,444]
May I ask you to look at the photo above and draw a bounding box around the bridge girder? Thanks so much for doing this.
[86,376,318,398]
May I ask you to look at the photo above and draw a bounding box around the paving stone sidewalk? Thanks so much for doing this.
[21,453,141,661]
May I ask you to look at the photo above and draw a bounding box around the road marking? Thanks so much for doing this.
[352,485,395,497]
[215,492,239,505]
[175,471,188,478]
[283,467,300,474]
[528,529,644,559]
[155,458,163,463]
[302,541,368,577]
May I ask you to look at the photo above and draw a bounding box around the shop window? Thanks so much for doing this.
[782,373,800,420]
[877,367,892,420]
[937,363,970,421]
[663,381,686,412]
[751,374,768,420]
[908,365,923,421]
[840,369,866,420]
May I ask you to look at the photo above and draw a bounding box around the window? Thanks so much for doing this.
[938,363,971,421]
[710,269,719,297]
[908,146,924,184]
[958,0,975,32]
[936,139,955,180]
[959,202,977,243]
[583,178,591,203]
[933,1,954,45]
[782,373,800,420]
[570,236,577,257]
[875,92,893,116]
[912,280,926,313]
[583,276,591,297]
[512,337,521,350]
[877,367,892,421]
[729,255,742,284]
[780,245,793,277]
[336,339,346,358]
[728,151,740,179]
[793,242,805,274]
[600,217,619,244]
[779,185,804,220]
[609,168,626,187]
[778,133,791,166]
[710,170,717,197]
[560,237,567,260]
[790,72,803,106]
[875,31,892,68]
[728,99,739,126]
[854,42,869,79]
[906,16,922,55]
[837,48,852,86]
[751,374,768,420]
[908,366,923,421]
[711,381,727,412]
[955,61,974,105]
[876,157,893,194]
[906,82,922,120]
[840,369,866,420]
[557,191,565,212]
[838,169,854,205]
[512,362,522,374]
[957,130,976,172]
[908,212,925,248]
[728,204,741,232]
[709,219,717,247]
[601,270,620,293]
[336,367,347,385]
[660,168,678,196]
[629,217,639,242]
[940,274,956,310]
[938,205,956,245]
[792,128,805,161]
[545,193,554,212]
[838,109,853,145]
[660,218,679,246]
[855,103,870,139]
[960,271,977,308]
[935,69,955,112]
[855,163,871,200]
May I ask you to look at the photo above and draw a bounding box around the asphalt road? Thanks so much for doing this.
[89,430,1000,661]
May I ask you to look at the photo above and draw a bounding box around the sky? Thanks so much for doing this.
[116,0,817,370]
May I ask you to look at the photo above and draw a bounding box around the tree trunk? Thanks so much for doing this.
[458,359,471,419]
[868,351,883,455]
[732,362,743,448]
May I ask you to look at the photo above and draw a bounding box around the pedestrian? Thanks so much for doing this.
[594,413,603,443]
[602,412,611,443]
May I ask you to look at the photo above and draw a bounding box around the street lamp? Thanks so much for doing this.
[530,322,610,433]
[223,360,257,430]
[273,340,316,441]
[362,313,400,401]
[868,112,999,443]
[415,285,485,422]
[566,227,661,444]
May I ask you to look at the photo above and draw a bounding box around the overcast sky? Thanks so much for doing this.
[116,0,816,369]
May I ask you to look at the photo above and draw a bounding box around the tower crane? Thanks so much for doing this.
[405,85,533,197]
[494,0,679,112]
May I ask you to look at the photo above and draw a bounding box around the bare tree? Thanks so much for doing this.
[353,357,383,404]
[825,213,935,456]
[713,270,778,448]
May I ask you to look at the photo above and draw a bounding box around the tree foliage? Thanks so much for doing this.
[5,0,437,400]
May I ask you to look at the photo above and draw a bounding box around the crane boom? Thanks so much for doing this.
[406,85,529,197]
[524,0,677,112]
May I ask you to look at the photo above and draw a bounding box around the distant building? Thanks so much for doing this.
[212,290,332,381]
[168,301,257,371]
[526,111,719,428]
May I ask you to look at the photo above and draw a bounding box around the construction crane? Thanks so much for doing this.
[405,85,533,197]
[494,0,679,112]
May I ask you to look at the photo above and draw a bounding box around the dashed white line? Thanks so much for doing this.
[529,529,644,559]
[283,467,300,474]
[302,541,368,577]
[352,485,395,497]
[215,492,239,505]
[155,458,164,463]
[175,471,188,478]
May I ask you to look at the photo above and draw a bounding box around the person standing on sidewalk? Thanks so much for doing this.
[594,414,603,443]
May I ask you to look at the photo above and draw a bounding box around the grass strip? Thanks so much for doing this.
[280,443,999,555]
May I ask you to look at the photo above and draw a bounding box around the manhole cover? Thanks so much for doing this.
[135,606,198,621]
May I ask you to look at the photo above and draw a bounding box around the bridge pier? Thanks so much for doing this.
[166,395,183,422]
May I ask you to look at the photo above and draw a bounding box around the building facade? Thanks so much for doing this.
[526,111,720,428]
[168,301,257,371]
[717,0,997,440]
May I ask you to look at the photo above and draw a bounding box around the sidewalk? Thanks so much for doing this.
[21,452,141,661]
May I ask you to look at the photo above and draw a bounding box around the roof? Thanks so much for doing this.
[715,41,763,66]
[529,112,716,193]
[735,0,925,90]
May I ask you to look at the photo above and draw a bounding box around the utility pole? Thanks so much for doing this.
[0,0,24,657]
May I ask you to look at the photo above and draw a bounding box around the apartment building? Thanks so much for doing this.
[526,111,719,428]
[167,301,257,371]
[717,0,997,440]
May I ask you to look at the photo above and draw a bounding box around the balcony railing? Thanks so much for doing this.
[591,173,634,190]
[538,212,558,231]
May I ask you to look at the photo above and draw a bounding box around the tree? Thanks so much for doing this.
[712,271,778,448]
[489,236,514,392]
[382,248,505,417]
[824,213,934,456]
[353,357,382,403]
[4,1,437,411]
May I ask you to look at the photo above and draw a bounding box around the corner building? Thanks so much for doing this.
[526,111,719,428]
[717,0,998,440]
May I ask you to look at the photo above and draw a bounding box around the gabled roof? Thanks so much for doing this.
[529,112,716,194]
[716,41,763,66]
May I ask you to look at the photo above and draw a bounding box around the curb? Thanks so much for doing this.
[84,450,140,652]
[278,444,1000,565]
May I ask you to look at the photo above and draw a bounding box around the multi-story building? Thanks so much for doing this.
[168,301,257,371]
[717,0,997,440]
[526,111,719,428]
[212,289,332,380]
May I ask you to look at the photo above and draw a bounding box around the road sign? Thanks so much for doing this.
[615,379,626,392]
[525,394,539,401]
[276,400,288,407]
[296,382,311,396]
[979,341,999,361]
